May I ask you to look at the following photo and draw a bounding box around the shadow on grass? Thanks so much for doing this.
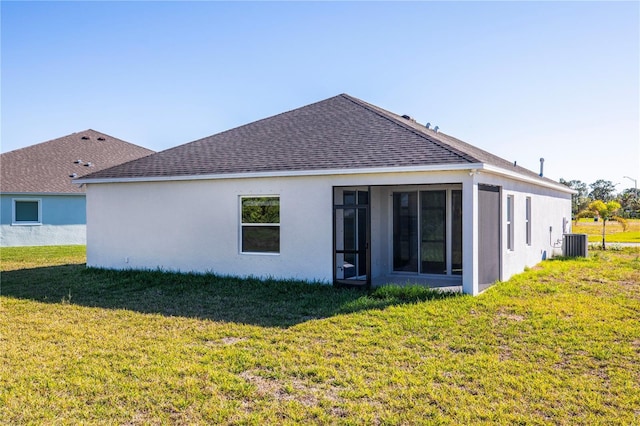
[1,265,460,328]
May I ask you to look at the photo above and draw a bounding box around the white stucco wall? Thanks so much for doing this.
[0,224,86,247]
[85,169,571,293]
[86,170,472,282]
[87,176,334,282]
[476,172,572,283]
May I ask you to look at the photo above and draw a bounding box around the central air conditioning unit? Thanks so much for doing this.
[563,234,588,257]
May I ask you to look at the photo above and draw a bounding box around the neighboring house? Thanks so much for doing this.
[1,129,154,247]
[77,95,573,295]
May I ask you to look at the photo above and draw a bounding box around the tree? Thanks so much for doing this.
[560,178,590,217]
[618,188,640,218]
[577,200,627,250]
[588,180,617,202]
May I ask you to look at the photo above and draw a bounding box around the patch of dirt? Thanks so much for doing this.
[505,314,524,321]
[123,411,159,426]
[585,278,608,284]
[220,337,247,345]
[240,371,282,398]
[496,309,525,322]
[498,345,513,361]
[192,337,248,347]
[240,370,342,408]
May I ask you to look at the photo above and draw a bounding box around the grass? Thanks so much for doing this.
[0,244,86,269]
[2,245,639,424]
[573,218,640,243]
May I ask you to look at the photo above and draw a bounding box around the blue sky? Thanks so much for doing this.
[2,1,638,189]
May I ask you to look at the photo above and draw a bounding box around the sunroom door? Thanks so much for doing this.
[420,190,447,274]
[334,188,370,287]
[393,189,458,276]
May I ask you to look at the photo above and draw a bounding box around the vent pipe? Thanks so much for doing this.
[539,158,545,177]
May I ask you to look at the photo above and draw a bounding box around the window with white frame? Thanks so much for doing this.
[506,195,514,250]
[525,197,532,246]
[240,196,280,253]
[13,199,42,225]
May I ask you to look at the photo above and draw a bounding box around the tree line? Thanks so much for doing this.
[559,178,639,219]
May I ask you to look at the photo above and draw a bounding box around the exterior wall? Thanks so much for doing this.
[462,173,479,295]
[475,173,572,283]
[86,177,334,282]
[85,169,571,293]
[0,194,86,246]
[86,170,471,282]
[369,186,388,279]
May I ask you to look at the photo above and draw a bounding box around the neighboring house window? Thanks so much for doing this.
[241,196,280,253]
[13,199,42,225]
[506,195,514,250]
[525,197,532,246]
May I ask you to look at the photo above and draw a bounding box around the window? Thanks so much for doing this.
[451,190,463,275]
[506,195,514,250]
[241,196,280,253]
[392,189,462,276]
[420,190,447,274]
[393,192,418,272]
[525,197,532,246]
[13,199,41,225]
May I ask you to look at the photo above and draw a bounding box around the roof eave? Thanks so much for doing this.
[0,191,86,196]
[481,164,577,194]
[74,163,485,185]
[74,163,575,194]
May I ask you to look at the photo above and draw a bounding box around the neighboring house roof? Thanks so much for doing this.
[1,129,154,194]
[77,94,563,189]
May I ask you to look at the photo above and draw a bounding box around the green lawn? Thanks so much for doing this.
[573,218,640,243]
[1,246,639,424]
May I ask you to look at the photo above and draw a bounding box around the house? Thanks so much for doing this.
[76,95,573,295]
[1,129,154,247]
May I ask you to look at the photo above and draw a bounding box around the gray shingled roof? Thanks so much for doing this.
[78,94,555,184]
[1,129,154,193]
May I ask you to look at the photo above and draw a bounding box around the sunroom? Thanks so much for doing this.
[333,184,465,291]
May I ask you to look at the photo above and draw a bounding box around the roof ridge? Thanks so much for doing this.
[339,94,480,164]
[341,94,553,182]
[2,130,154,193]
[1,129,153,156]
[429,129,559,183]
[1,130,96,155]
[149,94,350,156]
[73,94,564,189]
[81,129,156,153]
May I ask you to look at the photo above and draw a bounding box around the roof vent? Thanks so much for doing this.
[97,137,105,141]
[74,159,83,164]
[81,136,90,140]
[434,126,439,133]
[84,162,93,167]
[425,122,431,129]
[401,114,412,120]
[69,173,78,178]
